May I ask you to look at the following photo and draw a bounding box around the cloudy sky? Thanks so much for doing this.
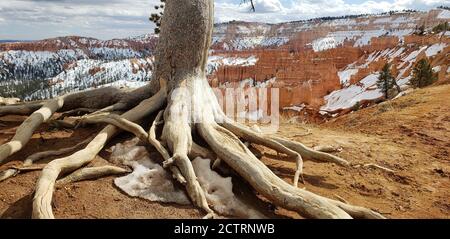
[0,0,447,40]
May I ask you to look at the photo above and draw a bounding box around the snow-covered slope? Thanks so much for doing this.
[28,58,154,100]
[321,41,449,114]
[0,35,157,98]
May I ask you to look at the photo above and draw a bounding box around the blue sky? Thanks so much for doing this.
[0,0,448,40]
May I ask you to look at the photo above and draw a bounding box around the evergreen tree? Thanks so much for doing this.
[410,58,438,88]
[415,24,426,35]
[432,22,449,33]
[376,63,395,99]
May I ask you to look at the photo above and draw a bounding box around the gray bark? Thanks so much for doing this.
[151,0,214,90]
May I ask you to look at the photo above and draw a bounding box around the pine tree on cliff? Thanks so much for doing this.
[410,58,437,88]
[377,63,395,99]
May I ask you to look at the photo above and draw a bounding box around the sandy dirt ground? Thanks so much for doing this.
[0,84,449,219]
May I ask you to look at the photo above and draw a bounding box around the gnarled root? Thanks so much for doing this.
[0,97,64,165]
[313,145,343,153]
[0,169,18,182]
[0,102,43,116]
[0,135,95,182]
[198,122,384,219]
[160,87,213,215]
[82,110,187,185]
[270,136,350,166]
[56,108,98,120]
[32,85,167,219]
[229,122,349,167]
[0,86,154,166]
[222,120,304,187]
[353,163,395,173]
[57,165,130,185]
[149,110,186,184]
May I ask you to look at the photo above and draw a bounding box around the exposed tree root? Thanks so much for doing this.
[83,110,188,185]
[0,97,64,165]
[0,169,17,182]
[149,110,187,184]
[0,136,94,182]
[334,194,349,204]
[326,198,385,219]
[270,136,350,166]
[0,165,46,182]
[0,102,44,116]
[56,165,130,185]
[2,79,382,219]
[198,121,385,219]
[313,145,343,153]
[56,108,98,120]
[160,85,213,215]
[0,86,157,166]
[353,163,396,173]
[32,84,167,219]
[222,120,304,187]
[198,122,351,218]
[236,123,349,167]
[0,97,21,106]
[49,119,77,129]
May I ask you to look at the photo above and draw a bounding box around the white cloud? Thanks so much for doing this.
[215,0,448,23]
[249,0,283,13]
[0,0,447,40]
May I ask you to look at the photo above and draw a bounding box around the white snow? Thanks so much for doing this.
[311,28,415,52]
[90,47,142,60]
[221,36,289,51]
[312,37,338,52]
[192,158,267,218]
[404,46,428,62]
[338,69,359,86]
[111,138,191,205]
[437,10,450,19]
[425,43,446,57]
[432,66,441,73]
[207,55,258,74]
[321,73,383,112]
[28,57,153,100]
[110,137,267,218]
[388,47,405,60]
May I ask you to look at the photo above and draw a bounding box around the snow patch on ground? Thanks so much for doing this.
[192,158,267,219]
[432,66,441,72]
[321,73,383,112]
[207,55,258,74]
[111,138,191,205]
[110,138,267,218]
[338,69,359,86]
[425,43,446,57]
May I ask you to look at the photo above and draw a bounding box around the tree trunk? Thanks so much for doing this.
[152,0,213,90]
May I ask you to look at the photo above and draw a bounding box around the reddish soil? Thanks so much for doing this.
[0,84,449,219]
